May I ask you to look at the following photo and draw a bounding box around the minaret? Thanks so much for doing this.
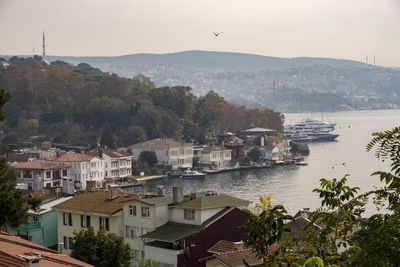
[42,31,46,57]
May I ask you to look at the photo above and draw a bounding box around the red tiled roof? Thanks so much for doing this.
[12,161,70,170]
[208,240,263,267]
[217,249,263,267]
[0,232,92,267]
[54,153,95,162]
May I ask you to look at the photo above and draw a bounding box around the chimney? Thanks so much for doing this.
[108,184,119,200]
[18,253,42,267]
[58,243,64,254]
[172,186,183,203]
[86,180,96,191]
[156,185,164,197]
[98,149,103,158]
[233,241,245,251]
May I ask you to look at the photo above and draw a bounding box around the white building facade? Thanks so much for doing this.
[129,138,194,169]
[200,145,232,170]
[54,153,104,190]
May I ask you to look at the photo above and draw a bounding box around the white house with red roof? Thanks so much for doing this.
[53,153,104,190]
[86,149,133,179]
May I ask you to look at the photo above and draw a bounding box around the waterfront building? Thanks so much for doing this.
[12,161,71,192]
[200,144,232,170]
[54,153,104,190]
[217,132,245,162]
[86,149,133,180]
[0,231,93,267]
[129,138,194,169]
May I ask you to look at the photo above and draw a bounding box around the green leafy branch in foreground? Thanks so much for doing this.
[242,126,400,267]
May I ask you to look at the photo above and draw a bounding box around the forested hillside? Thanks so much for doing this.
[0,57,283,148]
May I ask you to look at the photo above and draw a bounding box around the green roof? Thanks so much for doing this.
[173,195,250,209]
[141,207,234,242]
[141,222,202,242]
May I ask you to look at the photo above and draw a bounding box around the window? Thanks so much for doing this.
[32,215,38,223]
[99,217,109,231]
[46,171,51,178]
[80,215,91,228]
[69,237,74,249]
[62,169,67,176]
[63,236,68,249]
[184,209,195,221]
[63,213,73,226]
[129,205,136,216]
[141,207,150,218]
[125,226,140,238]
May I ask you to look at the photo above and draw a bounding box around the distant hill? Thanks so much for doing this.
[4,51,399,112]
[45,50,367,72]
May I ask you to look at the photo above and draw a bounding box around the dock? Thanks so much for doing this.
[136,175,166,182]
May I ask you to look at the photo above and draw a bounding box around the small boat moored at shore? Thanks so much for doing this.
[181,169,206,178]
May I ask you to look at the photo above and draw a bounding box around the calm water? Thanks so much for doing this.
[129,109,400,214]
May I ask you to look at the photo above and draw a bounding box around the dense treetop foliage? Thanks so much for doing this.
[0,57,284,148]
[0,86,41,229]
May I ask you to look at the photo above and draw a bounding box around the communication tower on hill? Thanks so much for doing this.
[42,31,46,57]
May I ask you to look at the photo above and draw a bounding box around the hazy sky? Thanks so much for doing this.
[1,0,400,66]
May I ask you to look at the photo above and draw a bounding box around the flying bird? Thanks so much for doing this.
[213,32,223,37]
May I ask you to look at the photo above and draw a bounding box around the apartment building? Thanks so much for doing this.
[86,149,133,179]
[200,144,232,170]
[129,138,194,169]
[12,161,71,192]
[54,153,104,190]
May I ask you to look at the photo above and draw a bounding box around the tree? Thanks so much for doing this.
[0,157,30,228]
[0,86,41,228]
[344,126,400,266]
[242,196,293,265]
[138,151,158,168]
[71,227,132,267]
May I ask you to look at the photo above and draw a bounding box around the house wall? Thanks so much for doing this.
[170,208,201,225]
[131,144,194,169]
[171,207,230,225]
[41,211,58,247]
[177,208,249,267]
[199,208,225,224]
[56,210,122,255]
[200,150,231,170]
[144,244,179,266]
[123,201,156,257]
[58,158,104,190]
[103,154,132,178]
[155,205,170,228]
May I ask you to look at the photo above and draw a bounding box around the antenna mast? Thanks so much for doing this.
[42,31,46,57]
